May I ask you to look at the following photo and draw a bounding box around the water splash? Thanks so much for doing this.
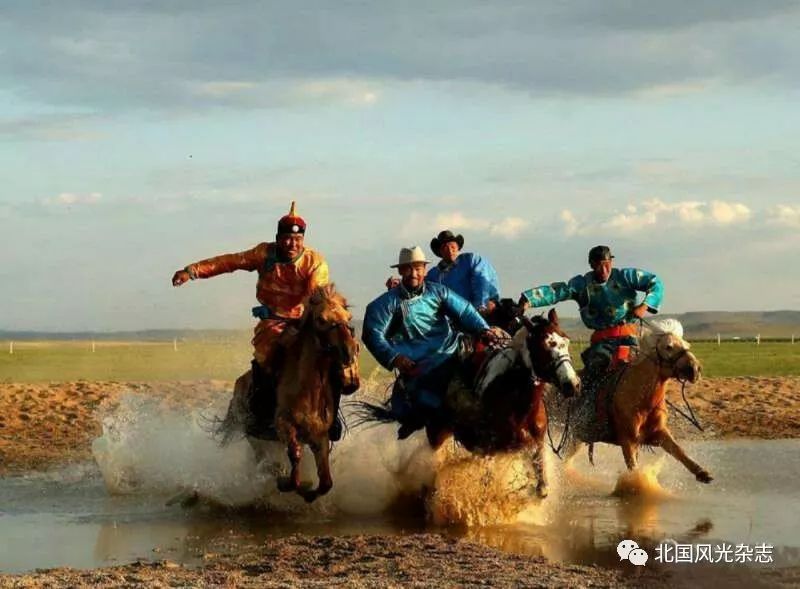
[611,456,672,499]
[91,379,560,525]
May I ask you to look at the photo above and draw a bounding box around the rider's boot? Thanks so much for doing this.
[249,359,278,439]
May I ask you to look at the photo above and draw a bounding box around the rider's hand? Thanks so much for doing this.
[479,300,497,318]
[392,355,417,375]
[481,328,499,345]
[517,295,531,312]
[385,276,401,290]
[172,270,191,287]
[632,303,649,319]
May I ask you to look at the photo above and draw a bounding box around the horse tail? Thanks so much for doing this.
[347,400,397,429]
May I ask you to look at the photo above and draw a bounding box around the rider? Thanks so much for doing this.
[362,246,495,439]
[426,230,501,318]
[171,202,356,440]
[386,230,501,319]
[518,245,663,377]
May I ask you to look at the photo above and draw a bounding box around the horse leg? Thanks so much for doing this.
[277,425,303,492]
[620,437,639,471]
[655,429,713,483]
[529,397,549,498]
[532,441,548,498]
[299,439,333,503]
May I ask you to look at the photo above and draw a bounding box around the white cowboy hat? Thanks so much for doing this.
[390,246,431,268]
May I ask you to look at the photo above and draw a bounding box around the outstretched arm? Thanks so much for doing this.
[172,244,266,286]
[520,275,582,309]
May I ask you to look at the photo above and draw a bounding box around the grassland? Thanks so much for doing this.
[0,339,798,382]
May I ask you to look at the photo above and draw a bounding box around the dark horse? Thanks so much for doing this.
[360,307,580,498]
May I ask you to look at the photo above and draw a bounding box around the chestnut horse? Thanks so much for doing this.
[221,284,359,502]
[565,319,712,484]
[359,308,580,499]
[449,308,581,498]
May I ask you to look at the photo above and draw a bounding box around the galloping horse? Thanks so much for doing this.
[565,318,712,484]
[221,284,359,502]
[450,308,581,498]
[360,308,581,499]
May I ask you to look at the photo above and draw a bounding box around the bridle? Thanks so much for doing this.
[314,319,356,356]
[522,317,575,385]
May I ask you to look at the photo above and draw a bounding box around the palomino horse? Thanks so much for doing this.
[565,318,712,484]
[449,308,581,498]
[223,284,359,502]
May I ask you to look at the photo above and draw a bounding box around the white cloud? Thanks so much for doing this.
[490,216,528,238]
[434,212,528,239]
[560,209,580,236]
[562,198,752,235]
[44,192,103,206]
[709,200,751,224]
[184,77,382,108]
[295,78,381,106]
[768,204,800,228]
[398,210,529,241]
[192,81,258,98]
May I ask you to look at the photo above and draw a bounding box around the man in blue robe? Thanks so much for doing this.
[519,245,664,374]
[363,246,494,438]
[426,230,501,317]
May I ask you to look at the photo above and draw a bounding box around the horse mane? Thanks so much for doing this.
[639,318,686,352]
[308,283,348,309]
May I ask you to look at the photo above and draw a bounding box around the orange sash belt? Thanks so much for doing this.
[590,323,637,345]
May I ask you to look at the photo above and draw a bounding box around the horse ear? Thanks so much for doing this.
[548,307,559,324]
[521,315,537,333]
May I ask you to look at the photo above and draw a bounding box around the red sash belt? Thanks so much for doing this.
[590,323,637,345]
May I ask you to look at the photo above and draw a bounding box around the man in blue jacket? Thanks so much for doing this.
[519,245,664,375]
[363,246,495,438]
[427,230,501,317]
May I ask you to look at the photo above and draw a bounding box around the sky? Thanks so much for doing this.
[1,1,799,331]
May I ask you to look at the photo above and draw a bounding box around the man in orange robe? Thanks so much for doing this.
[171,202,354,439]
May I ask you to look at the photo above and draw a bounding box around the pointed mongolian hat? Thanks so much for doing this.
[277,201,306,235]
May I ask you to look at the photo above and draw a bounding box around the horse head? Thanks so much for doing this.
[639,319,701,383]
[652,332,702,383]
[306,284,359,365]
[517,308,581,397]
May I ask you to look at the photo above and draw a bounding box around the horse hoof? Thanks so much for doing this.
[696,471,713,484]
[277,477,297,492]
[535,484,549,499]
[300,490,319,503]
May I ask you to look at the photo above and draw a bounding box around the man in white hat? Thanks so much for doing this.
[362,246,496,439]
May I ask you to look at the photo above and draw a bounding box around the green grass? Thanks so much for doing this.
[0,340,797,383]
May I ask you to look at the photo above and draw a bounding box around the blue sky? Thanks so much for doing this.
[2,1,799,330]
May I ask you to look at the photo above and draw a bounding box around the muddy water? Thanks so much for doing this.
[1,440,798,573]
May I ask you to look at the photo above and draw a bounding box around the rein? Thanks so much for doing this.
[667,380,705,432]
[546,388,573,459]
[525,323,577,459]
[637,319,705,433]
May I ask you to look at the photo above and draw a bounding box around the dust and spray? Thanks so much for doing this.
[91,378,670,526]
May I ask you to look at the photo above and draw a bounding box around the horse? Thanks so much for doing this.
[452,308,580,498]
[220,284,359,502]
[359,307,581,499]
[564,318,712,484]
